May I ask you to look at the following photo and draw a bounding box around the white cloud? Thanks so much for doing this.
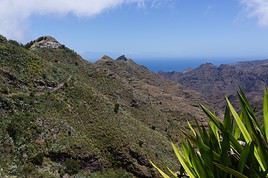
[241,0,268,26]
[0,0,145,40]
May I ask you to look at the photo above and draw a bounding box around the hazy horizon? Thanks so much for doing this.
[82,52,268,72]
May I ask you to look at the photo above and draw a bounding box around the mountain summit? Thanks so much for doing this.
[25,36,64,49]
[116,55,129,61]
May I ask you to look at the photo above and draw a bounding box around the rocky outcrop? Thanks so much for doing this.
[116,55,129,61]
[25,36,63,49]
[100,55,114,61]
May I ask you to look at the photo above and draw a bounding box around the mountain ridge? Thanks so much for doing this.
[0,35,208,178]
[159,59,268,117]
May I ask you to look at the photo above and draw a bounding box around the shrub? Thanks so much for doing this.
[114,103,120,113]
[25,41,34,49]
[152,89,268,178]
[64,159,80,175]
[21,163,36,177]
[6,123,19,141]
[1,87,10,94]
[0,35,7,43]
[8,40,23,47]
[89,169,133,178]
[31,153,44,166]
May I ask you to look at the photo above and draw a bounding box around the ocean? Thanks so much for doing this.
[133,58,240,72]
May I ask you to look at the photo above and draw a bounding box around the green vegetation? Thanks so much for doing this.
[152,89,268,178]
[25,36,51,49]
[114,103,120,113]
[0,35,7,43]
[64,159,80,175]
[31,153,44,166]
[2,35,189,177]
[89,169,133,178]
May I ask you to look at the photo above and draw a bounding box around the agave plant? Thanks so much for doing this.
[151,89,268,178]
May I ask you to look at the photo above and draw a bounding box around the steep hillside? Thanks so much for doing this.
[95,55,208,137]
[0,35,208,178]
[159,60,268,116]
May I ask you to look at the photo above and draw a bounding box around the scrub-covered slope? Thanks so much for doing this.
[0,35,206,178]
[159,61,268,117]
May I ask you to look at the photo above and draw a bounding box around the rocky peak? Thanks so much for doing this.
[182,67,193,74]
[95,55,114,66]
[26,36,63,49]
[199,63,215,68]
[100,55,114,61]
[116,55,129,61]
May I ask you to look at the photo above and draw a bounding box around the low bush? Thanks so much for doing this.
[114,103,120,113]
[31,153,44,166]
[64,159,80,175]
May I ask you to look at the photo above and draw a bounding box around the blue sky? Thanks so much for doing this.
[1,0,268,60]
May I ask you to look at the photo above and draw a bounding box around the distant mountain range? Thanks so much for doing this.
[0,35,208,178]
[159,60,268,117]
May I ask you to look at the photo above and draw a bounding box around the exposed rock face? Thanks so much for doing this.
[100,55,114,61]
[26,36,63,49]
[159,60,268,117]
[116,55,128,61]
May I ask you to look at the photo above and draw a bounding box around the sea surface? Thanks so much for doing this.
[133,58,241,72]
